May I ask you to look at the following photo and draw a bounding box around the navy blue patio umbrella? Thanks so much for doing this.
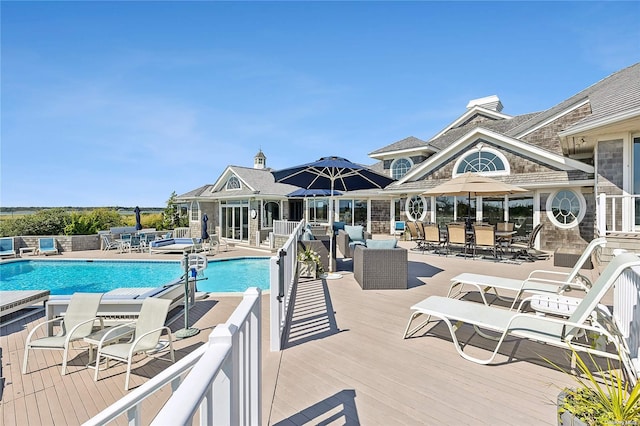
[286,188,342,197]
[201,213,210,241]
[273,156,395,275]
[134,206,142,230]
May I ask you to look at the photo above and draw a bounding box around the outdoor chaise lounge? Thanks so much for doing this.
[23,292,103,375]
[0,237,16,258]
[403,252,640,384]
[447,237,607,308]
[93,297,175,390]
[149,237,202,254]
[37,237,59,255]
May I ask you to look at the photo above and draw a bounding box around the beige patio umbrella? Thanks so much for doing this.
[422,172,528,225]
[422,172,528,197]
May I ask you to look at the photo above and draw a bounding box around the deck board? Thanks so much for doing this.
[1,242,608,425]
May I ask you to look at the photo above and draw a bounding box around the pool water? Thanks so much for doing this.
[0,258,270,295]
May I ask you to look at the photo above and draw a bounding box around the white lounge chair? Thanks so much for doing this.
[22,292,103,375]
[0,237,16,258]
[447,237,607,308]
[205,234,228,254]
[37,237,59,256]
[403,252,640,384]
[100,234,121,251]
[93,297,175,390]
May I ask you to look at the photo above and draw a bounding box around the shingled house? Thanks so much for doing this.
[178,63,640,257]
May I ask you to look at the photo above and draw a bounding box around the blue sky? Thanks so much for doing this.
[2,1,639,207]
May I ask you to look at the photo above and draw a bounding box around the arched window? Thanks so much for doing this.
[226,176,241,190]
[454,145,509,176]
[546,189,585,228]
[391,158,413,179]
[405,195,426,221]
[190,201,200,222]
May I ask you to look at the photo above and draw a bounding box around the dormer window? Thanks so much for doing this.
[226,176,241,190]
[454,145,509,176]
[391,158,413,179]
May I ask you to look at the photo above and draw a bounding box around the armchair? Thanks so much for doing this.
[337,227,372,258]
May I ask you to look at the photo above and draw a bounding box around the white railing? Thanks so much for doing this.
[597,193,640,235]
[84,288,262,426]
[174,227,190,238]
[613,254,640,379]
[270,220,305,351]
[273,220,300,236]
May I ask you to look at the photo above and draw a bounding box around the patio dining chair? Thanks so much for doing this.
[511,224,549,261]
[472,223,500,259]
[405,221,426,252]
[420,222,445,253]
[446,222,469,256]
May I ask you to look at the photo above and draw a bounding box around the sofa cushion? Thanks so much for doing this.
[365,239,397,249]
[301,230,315,241]
[345,225,364,242]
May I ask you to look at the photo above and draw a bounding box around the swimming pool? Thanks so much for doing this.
[0,258,270,295]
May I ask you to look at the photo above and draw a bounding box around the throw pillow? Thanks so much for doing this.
[301,230,315,241]
[365,239,397,249]
[344,225,364,242]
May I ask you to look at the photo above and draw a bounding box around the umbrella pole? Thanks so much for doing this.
[176,252,200,339]
[323,181,341,279]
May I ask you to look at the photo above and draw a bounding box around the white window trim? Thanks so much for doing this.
[190,201,200,222]
[452,144,510,177]
[405,195,427,221]
[226,176,242,191]
[390,157,414,179]
[545,189,586,229]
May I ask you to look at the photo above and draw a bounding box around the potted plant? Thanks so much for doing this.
[550,349,640,425]
[297,247,324,279]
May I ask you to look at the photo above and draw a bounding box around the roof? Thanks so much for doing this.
[507,62,640,138]
[368,136,433,157]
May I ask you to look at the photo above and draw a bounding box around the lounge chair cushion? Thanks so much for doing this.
[365,239,397,249]
[345,225,365,242]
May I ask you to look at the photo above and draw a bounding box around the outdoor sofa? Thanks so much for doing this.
[353,241,408,290]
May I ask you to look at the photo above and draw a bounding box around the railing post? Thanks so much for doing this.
[270,254,282,351]
[597,193,607,235]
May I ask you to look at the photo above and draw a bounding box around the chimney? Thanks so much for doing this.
[466,95,503,112]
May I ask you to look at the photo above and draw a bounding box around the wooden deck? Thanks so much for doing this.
[1,241,604,425]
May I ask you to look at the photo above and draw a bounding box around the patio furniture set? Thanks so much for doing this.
[404,220,546,262]
[22,290,177,390]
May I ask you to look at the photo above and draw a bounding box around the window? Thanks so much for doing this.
[454,145,508,176]
[546,189,585,228]
[405,195,426,221]
[391,158,412,179]
[263,201,280,227]
[190,201,200,222]
[226,176,241,190]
